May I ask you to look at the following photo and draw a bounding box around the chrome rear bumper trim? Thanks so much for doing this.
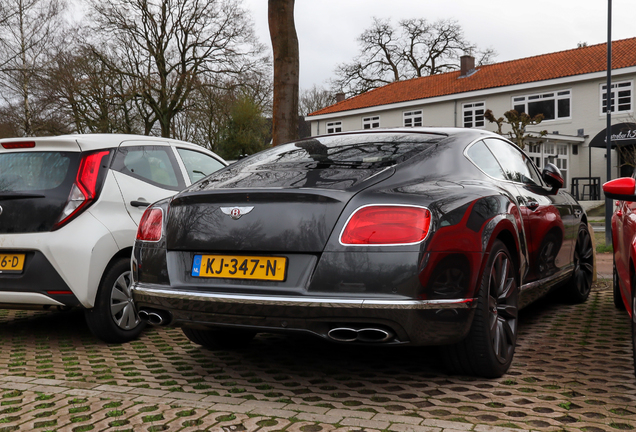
[132,285,475,310]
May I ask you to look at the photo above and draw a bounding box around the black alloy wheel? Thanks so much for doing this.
[485,244,519,366]
[443,240,519,378]
[564,223,594,304]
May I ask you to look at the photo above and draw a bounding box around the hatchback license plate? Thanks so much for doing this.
[0,253,25,273]
[192,254,287,281]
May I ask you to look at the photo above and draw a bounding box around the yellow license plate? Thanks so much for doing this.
[192,254,287,281]
[0,253,25,273]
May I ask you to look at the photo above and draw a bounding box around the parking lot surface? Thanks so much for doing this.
[0,281,634,432]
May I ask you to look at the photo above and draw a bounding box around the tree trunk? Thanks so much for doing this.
[18,0,32,136]
[268,0,299,146]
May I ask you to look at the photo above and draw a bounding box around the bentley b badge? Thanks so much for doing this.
[220,206,254,220]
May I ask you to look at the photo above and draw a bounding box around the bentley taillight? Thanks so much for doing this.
[137,207,164,242]
[340,205,431,245]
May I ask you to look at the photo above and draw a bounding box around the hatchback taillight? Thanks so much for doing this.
[137,207,164,242]
[340,205,431,245]
[53,150,110,230]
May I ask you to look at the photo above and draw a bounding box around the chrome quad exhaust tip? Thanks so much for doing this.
[138,308,171,326]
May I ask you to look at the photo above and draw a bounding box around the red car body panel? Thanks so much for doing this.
[612,199,636,318]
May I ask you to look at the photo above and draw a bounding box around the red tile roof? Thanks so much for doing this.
[309,37,636,117]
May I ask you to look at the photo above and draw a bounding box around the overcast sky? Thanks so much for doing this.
[243,0,636,91]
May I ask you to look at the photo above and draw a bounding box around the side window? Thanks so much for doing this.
[601,80,633,114]
[326,121,342,134]
[177,148,226,183]
[463,102,485,128]
[362,116,380,129]
[465,140,506,180]
[112,146,184,190]
[483,138,541,185]
[403,110,423,127]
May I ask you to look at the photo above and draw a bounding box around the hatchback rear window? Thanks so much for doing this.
[0,152,75,192]
[244,133,445,169]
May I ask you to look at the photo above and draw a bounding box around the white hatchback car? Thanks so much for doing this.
[0,134,226,342]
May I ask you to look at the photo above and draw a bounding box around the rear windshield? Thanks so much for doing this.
[242,133,444,170]
[0,152,75,192]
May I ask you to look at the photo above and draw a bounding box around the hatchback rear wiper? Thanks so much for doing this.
[0,192,46,200]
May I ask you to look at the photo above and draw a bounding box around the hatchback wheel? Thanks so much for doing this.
[563,223,594,303]
[85,257,146,343]
[444,240,518,378]
[182,327,256,350]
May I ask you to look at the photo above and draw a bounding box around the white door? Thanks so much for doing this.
[110,140,187,225]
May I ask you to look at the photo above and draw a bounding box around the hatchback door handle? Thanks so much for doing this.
[131,200,151,208]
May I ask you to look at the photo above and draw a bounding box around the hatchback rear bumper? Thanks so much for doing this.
[132,284,477,346]
[0,251,81,308]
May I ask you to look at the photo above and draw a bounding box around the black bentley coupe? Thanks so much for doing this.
[131,128,593,377]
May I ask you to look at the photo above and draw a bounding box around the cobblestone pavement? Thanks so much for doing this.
[0,281,634,432]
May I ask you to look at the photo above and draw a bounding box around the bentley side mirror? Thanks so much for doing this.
[542,163,564,191]
[602,177,636,201]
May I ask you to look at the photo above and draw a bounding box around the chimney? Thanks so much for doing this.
[336,92,346,103]
[460,55,475,77]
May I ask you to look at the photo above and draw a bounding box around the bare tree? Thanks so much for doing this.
[44,46,145,134]
[299,85,336,116]
[0,0,66,136]
[268,0,299,145]
[484,109,547,150]
[332,17,496,96]
[88,0,266,138]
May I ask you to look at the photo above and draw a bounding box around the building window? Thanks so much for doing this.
[403,110,423,127]
[363,116,380,129]
[512,90,571,121]
[601,80,633,114]
[527,144,542,167]
[527,142,569,185]
[463,102,485,128]
[326,121,342,134]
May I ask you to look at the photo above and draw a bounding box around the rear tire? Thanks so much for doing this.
[614,259,625,310]
[443,240,519,378]
[85,257,145,343]
[182,327,256,350]
[562,223,594,304]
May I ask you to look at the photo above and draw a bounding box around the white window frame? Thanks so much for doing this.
[512,89,572,121]
[600,80,633,115]
[326,121,342,134]
[527,142,569,186]
[462,102,485,128]
[403,110,423,127]
[362,116,380,129]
